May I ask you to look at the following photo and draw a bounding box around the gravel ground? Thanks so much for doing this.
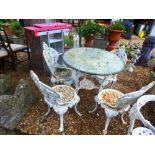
[1,36,154,135]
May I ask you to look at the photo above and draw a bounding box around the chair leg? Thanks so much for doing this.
[121,112,127,125]
[45,105,51,116]
[74,103,82,116]
[103,117,111,135]
[128,119,135,135]
[27,48,31,60]
[11,55,16,71]
[59,113,64,132]
[40,105,51,123]
[89,97,98,113]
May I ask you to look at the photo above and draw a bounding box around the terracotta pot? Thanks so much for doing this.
[107,29,123,51]
[84,36,93,47]
[64,45,72,49]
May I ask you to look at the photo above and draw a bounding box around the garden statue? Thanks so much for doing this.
[73,33,79,48]
[126,49,141,72]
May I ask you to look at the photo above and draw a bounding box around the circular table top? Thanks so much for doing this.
[63,48,125,75]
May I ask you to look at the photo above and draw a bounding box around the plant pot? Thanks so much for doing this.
[64,45,72,51]
[93,34,108,49]
[106,29,123,51]
[84,36,93,47]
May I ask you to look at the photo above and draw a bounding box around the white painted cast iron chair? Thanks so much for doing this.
[95,46,127,91]
[30,70,81,132]
[93,81,155,135]
[42,42,73,86]
[128,95,155,135]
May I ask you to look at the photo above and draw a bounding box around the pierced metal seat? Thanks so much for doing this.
[42,42,73,85]
[30,70,80,132]
[132,127,154,135]
[93,81,155,135]
[128,95,155,135]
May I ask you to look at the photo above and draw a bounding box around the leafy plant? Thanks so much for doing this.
[0,19,16,29]
[109,21,126,31]
[10,21,22,31]
[117,42,142,59]
[64,35,73,47]
[10,21,24,37]
[77,20,105,37]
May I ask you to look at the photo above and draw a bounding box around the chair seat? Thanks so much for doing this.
[0,48,8,57]
[10,44,27,51]
[132,127,154,135]
[52,85,77,104]
[5,43,27,51]
[98,89,123,107]
[54,67,72,81]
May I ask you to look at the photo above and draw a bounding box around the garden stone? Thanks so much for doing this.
[0,79,36,130]
[0,74,12,95]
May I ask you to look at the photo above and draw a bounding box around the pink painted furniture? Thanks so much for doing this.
[25,22,72,73]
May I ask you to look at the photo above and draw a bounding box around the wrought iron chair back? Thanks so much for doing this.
[30,70,61,107]
[115,81,155,109]
[136,95,155,133]
[0,31,16,70]
[128,94,155,134]
[42,42,60,73]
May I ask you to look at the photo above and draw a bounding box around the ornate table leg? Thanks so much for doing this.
[97,74,118,91]
[72,70,83,92]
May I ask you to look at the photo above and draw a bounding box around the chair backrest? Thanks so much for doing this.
[0,31,12,56]
[115,81,155,109]
[30,70,40,88]
[136,95,155,133]
[114,46,127,64]
[42,42,59,73]
[0,28,13,52]
[30,70,61,105]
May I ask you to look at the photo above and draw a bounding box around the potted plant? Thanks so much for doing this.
[64,34,74,49]
[107,21,126,51]
[77,20,105,47]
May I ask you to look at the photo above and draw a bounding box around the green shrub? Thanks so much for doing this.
[64,35,73,47]
[77,20,105,37]
[109,21,126,31]
[10,21,24,37]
